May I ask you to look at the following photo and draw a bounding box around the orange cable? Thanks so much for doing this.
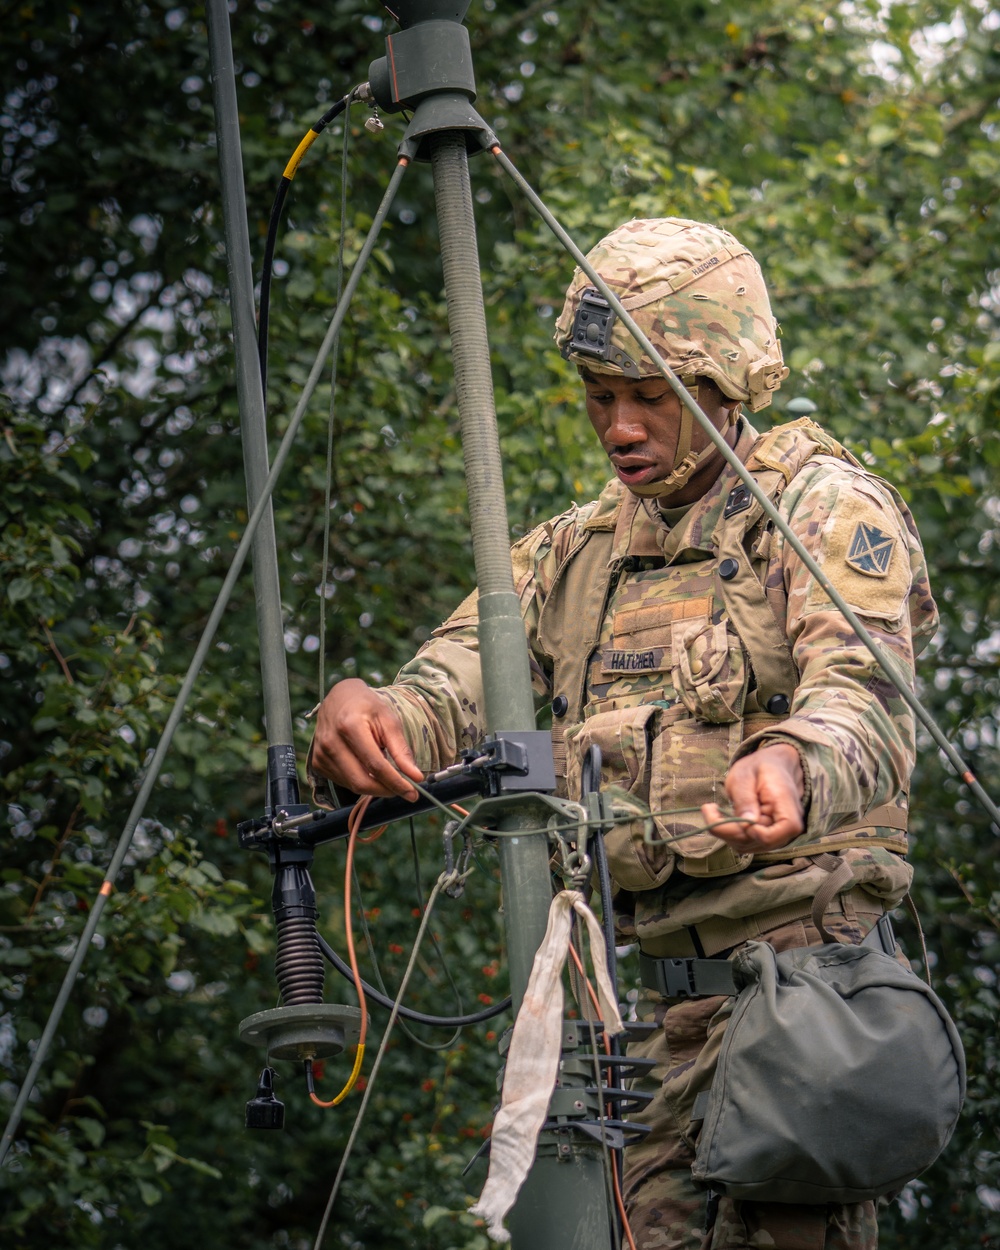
[357,823,387,844]
[308,795,373,1108]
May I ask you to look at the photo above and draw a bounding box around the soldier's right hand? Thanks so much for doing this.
[310,678,424,801]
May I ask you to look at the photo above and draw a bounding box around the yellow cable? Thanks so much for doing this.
[283,128,320,181]
[310,797,373,1110]
[309,1043,366,1109]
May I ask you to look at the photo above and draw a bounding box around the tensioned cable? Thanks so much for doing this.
[0,156,411,1169]
[491,144,1000,835]
[318,96,354,700]
[347,845,492,1040]
[312,870,456,1250]
[349,860,427,1041]
[405,819,468,1047]
[409,780,751,847]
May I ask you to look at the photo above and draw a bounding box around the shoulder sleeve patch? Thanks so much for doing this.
[803,487,910,621]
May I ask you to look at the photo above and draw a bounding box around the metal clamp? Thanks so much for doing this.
[471,730,557,795]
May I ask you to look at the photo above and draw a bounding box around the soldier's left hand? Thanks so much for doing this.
[701,743,805,851]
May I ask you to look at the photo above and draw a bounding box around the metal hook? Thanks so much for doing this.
[442,818,473,898]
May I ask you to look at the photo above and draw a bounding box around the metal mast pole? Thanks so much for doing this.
[207,0,299,811]
[367,5,617,1247]
[428,130,555,1006]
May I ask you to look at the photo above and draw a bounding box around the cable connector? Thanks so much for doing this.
[246,1066,284,1130]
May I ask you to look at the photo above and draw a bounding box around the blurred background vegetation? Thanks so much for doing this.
[1,1,998,1246]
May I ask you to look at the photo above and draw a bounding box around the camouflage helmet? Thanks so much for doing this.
[553,217,788,411]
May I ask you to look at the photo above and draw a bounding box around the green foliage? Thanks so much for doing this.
[2,0,999,1247]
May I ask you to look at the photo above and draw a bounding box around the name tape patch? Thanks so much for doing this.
[604,648,664,674]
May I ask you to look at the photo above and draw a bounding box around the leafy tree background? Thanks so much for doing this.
[2,0,998,1246]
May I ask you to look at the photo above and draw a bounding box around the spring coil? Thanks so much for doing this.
[274,914,325,1006]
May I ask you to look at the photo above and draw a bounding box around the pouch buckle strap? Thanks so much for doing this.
[811,853,858,944]
[860,912,897,956]
[639,954,737,999]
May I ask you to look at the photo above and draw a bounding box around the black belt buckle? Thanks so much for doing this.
[640,953,737,998]
[874,913,896,955]
[640,953,697,997]
[661,957,698,997]
[860,912,896,955]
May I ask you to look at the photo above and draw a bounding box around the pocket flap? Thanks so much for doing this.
[565,704,677,891]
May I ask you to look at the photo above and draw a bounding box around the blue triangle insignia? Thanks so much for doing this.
[846,522,895,576]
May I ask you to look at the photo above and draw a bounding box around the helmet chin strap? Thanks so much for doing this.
[628,398,740,500]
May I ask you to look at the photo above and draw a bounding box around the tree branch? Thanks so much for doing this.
[40,620,75,685]
[25,802,82,921]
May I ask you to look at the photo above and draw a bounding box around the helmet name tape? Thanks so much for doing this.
[620,243,751,311]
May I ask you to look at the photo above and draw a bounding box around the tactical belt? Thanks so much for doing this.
[639,906,898,1000]
[636,885,888,961]
[640,900,900,995]
[638,954,737,999]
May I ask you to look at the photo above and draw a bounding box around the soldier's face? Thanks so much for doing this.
[580,368,736,499]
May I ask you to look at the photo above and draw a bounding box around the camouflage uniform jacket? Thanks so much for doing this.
[333,418,938,945]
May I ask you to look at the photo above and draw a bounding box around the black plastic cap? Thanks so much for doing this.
[246,1066,285,1131]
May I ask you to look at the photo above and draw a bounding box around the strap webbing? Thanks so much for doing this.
[811,853,858,943]
[713,470,798,711]
[902,890,932,987]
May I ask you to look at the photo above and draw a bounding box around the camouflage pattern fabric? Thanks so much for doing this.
[553,218,789,411]
[305,412,936,1250]
[343,417,937,937]
[623,914,882,1250]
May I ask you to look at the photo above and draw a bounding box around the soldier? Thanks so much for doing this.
[308,218,938,1249]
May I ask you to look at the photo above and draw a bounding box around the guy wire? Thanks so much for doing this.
[318,94,354,700]
[312,872,452,1250]
[351,851,462,1050]
[406,819,465,1049]
[0,156,411,1168]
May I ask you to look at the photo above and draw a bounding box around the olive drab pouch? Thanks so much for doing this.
[562,704,675,891]
[669,616,746,725]
[690,940,966,1204]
